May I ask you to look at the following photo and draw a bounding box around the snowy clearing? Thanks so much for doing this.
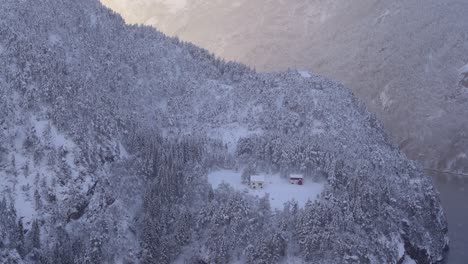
[207,170,324,209]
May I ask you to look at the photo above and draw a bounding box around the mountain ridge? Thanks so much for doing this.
[101,0,468,175]
[0,0,448,263]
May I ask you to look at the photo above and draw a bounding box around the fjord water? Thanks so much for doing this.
[431,172,468,263]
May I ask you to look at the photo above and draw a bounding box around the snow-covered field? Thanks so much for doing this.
[207,170,324,209]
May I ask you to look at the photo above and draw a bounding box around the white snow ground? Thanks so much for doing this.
[207,170,324,210]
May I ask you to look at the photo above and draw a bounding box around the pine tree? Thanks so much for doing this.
[10,154,17,178]
[88,234,105,263]
[30,220,41,250]
[16,219,25,257]
[0,197,8,246]
[42,123,52,149]
[34,189,42,210]
[241,163,256,184]
[22,162,30,178]
[49,227,75,264]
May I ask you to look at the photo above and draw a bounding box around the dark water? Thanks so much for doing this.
[431,173,468,264]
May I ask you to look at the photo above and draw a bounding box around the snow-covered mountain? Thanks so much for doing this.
[101,0,468,175]
[1,0,447,263]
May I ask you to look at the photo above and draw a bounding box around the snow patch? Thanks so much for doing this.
[427,108,444,121]
[376,9,391,24]
[298,70,312,78]
[462,86,468,95]
[48,34,62,46]
[207,170,324,210]
[397,240,405,259]
[90,13,97,28]
[31,118,75,149]
[380,84,393,110]
[311,119,326,135]
[14,174,36,225]
[460,63,468,74]
[402,255,417,264]
[119,142,130,159]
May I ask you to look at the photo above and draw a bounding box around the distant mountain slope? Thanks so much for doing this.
[1,0,447,263]
[101,0,468,174]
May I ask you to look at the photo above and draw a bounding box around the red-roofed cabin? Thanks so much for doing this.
[289,174,303,185]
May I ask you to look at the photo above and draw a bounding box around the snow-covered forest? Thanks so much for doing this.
[0,0,448,263]
[101,0,468,175]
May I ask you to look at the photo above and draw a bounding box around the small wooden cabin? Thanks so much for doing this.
[250,175,265,189]
[289,174,303,185]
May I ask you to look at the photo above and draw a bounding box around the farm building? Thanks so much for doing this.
[289,174,304,185]
[250,175,265,189]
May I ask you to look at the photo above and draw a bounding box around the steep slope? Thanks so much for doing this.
[0,0,447,263]
[101,0,468,175]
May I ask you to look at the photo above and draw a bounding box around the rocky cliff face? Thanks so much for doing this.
[0,0,448,263]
